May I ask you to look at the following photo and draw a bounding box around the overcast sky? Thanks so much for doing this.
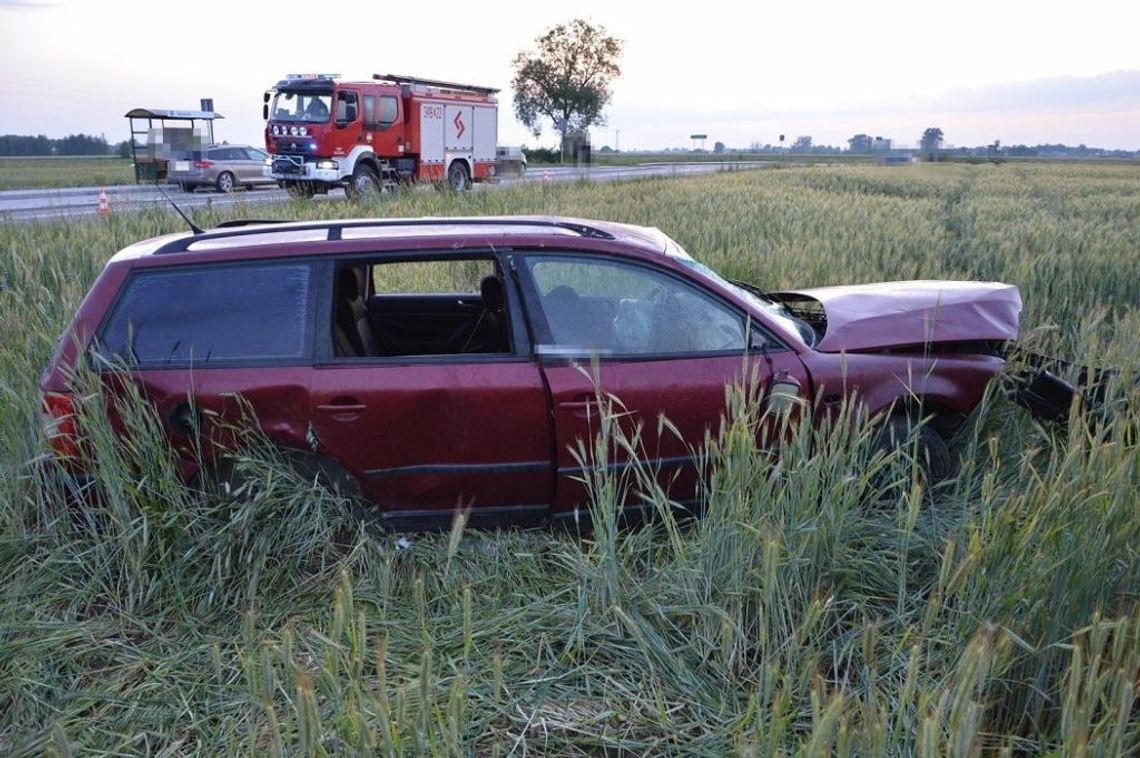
[2,0,1138,150]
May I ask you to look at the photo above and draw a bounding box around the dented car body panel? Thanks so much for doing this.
[773,280,1022,353]
[41,215,1028,527]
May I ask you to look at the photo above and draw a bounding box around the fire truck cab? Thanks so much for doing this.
[263,73,498,198]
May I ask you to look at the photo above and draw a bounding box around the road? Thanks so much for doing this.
[0,162,772,223]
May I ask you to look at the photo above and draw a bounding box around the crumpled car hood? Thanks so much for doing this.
[773,280,1022,352]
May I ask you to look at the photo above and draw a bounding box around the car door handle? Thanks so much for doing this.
[317,399,367,420]
[558,394,603,418]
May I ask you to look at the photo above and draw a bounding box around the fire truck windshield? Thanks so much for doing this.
[270,91,333,123]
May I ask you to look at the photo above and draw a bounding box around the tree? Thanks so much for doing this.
[713,141,726,154]
[847,133,873,152]
[511,19,623,154]
[920,127,944,160]
[791,135,813,152]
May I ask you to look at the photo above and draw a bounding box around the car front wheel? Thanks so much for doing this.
[345,165,381,200]
[869,416,954,498]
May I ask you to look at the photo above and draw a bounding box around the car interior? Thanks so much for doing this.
[333,261,511,358]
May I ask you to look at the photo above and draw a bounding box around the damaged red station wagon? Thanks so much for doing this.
[41,216,1022,528]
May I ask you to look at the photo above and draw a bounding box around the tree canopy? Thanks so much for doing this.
[920,127,944,155]
[511,19,623,142]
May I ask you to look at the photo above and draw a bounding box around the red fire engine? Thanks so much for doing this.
[263,73,498,198]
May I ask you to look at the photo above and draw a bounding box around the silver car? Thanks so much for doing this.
[167,145,274,193]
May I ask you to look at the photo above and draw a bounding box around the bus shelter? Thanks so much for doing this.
[124,107,224,183]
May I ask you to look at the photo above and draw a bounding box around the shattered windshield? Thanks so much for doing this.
[270,91,333,123]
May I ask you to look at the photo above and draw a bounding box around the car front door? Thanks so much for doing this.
[308,254,553,528]
[514,253,810,520]
[237,148,265,184]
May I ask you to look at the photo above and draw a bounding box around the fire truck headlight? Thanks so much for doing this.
[289,126,299,136]
[298,127,308,137]
[316,160,338,170]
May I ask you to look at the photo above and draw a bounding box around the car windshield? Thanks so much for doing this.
[664,239,816,347]
[270,91,333,123]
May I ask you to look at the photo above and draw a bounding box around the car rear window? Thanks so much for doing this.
[98,263,313,364]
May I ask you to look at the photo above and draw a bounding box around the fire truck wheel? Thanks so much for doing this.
[215,172,236,193]
[346,165,381,199]
[447,161,471,191]
[285,181,316,199]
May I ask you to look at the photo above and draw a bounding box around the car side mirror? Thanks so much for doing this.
[262,104,268,121]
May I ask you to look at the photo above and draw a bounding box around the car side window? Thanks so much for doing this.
[378,96,398,125]
[332,256,511,358]
[362,95,376,128]
[99,263,313,364]
[336,91,358,122]
[520,255,746,355]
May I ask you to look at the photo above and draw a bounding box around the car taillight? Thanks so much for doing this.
[42,391,80,459]
[194,160,215,169]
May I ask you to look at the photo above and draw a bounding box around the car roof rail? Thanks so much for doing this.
[152,217,616,254]
[212,219,291,229]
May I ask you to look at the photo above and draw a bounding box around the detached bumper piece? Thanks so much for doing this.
[1005,348,1118,428]
[1011,368,1079,425]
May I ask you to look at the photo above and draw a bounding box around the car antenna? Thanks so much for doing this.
[152,178,205,235]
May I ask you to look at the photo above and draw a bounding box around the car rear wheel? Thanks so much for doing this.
[345,164,381,200]
[215,171,236,193]
[447,160,471,191]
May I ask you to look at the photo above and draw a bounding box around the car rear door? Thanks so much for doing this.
[514,252,810,519]
[308,254,553,528]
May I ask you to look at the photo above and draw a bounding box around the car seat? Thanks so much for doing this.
[334,266,378,357]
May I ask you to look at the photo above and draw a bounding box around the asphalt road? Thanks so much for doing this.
[0,162,772,223]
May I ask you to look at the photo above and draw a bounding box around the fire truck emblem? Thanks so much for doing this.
[453,112,466,139]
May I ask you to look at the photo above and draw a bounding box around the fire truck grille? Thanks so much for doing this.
[277,140,312,155]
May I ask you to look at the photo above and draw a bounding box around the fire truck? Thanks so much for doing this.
[263,73,498,198]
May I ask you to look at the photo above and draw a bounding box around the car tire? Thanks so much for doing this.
[870,416,954,497]
[446,160,471,191]
[215,171,236,193]
[345,164,381,200]
[284,181,316,199]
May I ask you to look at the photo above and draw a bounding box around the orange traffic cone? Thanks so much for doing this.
[97,188,111,217]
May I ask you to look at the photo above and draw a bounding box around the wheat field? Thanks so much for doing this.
[1,162,1137,754]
